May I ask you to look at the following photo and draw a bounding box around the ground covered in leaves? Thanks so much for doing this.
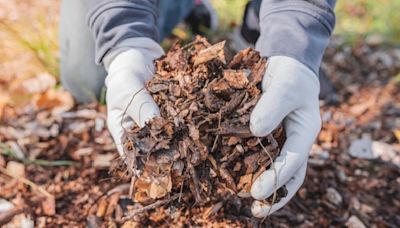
[1,38,399,227]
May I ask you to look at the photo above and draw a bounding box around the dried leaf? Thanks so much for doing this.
[6,161,25,178]
[93,154,115,169]
[189,125,200,141]
[223,70,249,89]
[33,89,74,114]
[148,175,172,199]
[42,196,55,216]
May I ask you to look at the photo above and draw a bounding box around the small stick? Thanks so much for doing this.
[178,169,189,203]
[189,165,202,203]
[0,166,52,198]
[257,138,278,221]
[129,175,137,198]
[119,194,179,223]
[88,183,130,216]
[106,183,130,196]
[211,112,222,152]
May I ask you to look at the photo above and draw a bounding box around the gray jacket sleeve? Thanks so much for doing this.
[256,0,336,74]
[87,0,159,65]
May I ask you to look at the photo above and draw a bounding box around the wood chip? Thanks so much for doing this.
[193,41,226,66]
[223,70,249,89]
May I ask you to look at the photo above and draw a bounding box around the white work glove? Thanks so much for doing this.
[105,38,164,155]
[249,56,321,217]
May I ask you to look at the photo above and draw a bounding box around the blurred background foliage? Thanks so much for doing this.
[335,0,400,44]
[211,0,400,44]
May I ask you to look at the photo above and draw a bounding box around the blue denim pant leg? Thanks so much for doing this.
[157,0,195,40]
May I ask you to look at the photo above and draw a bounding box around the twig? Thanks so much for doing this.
[106,183,130,196]
[119,194,179,223]
[1,143,74,167]
[88,183,130,217]
[0,166,52,198]
[257,138,277,221]
[178,169,189,203]
[203,201,223,219]
[129,175,136,198]
[211,112,222,152]
[189,164,202,203]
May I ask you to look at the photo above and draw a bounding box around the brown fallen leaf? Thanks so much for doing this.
[41,196,55,216]
[148,175,172,199]
[10,73,56,94]
[6,161,25,178]
[93,153,115,169]
[33,88,74,114]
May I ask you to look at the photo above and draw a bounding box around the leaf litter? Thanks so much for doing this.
[0,37,399,227]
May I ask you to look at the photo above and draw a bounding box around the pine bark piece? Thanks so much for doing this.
[192,41,226,66]
[248,58,268,85]
[237,173,253,192]
[42,196,56,216]
[223,70,250,89]
[105,193,121,217]
[219,166,237,192]
[96,197,108,218]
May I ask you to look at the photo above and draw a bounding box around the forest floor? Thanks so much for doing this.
[0,37,399,227]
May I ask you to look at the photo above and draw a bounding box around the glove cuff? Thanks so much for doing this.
[104,37,164,71]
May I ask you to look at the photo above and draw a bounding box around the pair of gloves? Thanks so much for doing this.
[105,38,321,217]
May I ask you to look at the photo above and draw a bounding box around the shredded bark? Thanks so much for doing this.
[119,37,286,217]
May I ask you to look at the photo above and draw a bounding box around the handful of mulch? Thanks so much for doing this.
[119,36,286,219]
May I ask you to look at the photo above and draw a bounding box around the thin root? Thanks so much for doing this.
[257,137,278,221]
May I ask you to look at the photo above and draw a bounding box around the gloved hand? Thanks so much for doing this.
[249,56,322,217]
[105,38,164,155]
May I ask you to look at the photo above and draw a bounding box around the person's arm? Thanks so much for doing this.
[250,0,336,217]
[87,0,164,155]
[87,0,160,65]
[256,0,336,74]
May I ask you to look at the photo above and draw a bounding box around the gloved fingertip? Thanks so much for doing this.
[106,110,129,156]
[250,180,263,200]
[250,169,276,200]
[251,201,270,218]
[137,102,160,127]
[250,111,276,137]
[116,143,125,157]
